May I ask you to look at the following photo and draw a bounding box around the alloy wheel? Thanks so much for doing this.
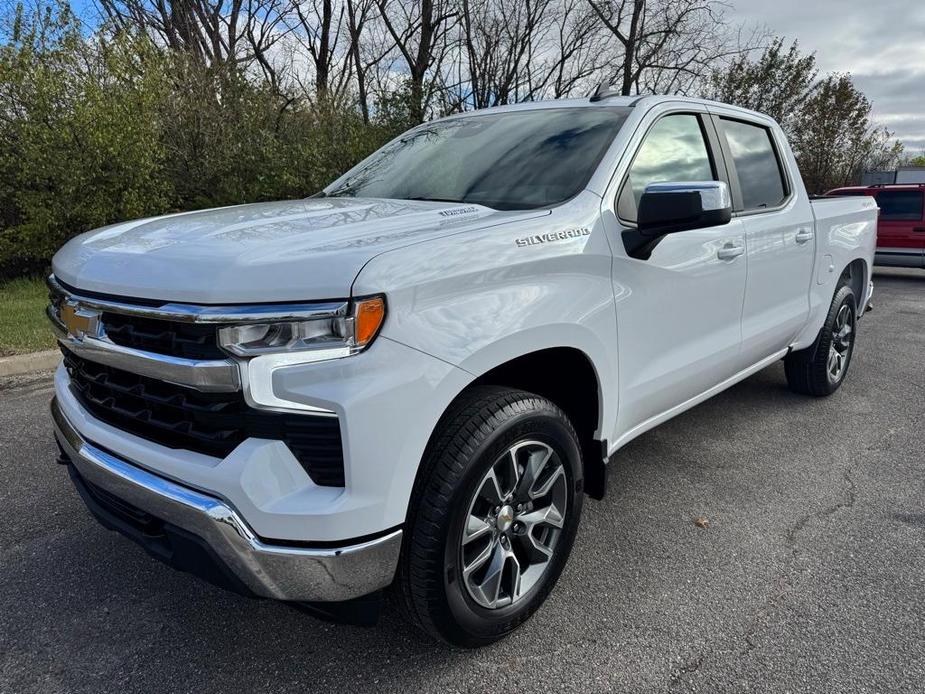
[827,302,854,383]
[459,440,568,610]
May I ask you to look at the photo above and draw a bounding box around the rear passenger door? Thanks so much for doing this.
[873,189,925,268]
[713,115,816,365]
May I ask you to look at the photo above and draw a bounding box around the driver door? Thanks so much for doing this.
[607,111,747,439]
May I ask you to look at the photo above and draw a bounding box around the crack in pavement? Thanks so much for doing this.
[668,654,705,690]
[729,345,923,672]
[740,465,858,658]
[667,465,860,692]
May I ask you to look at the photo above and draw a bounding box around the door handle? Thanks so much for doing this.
[795,228,814,244]
[717,242,745,260]
[913,226,925,233]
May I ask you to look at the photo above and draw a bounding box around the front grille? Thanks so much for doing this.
[102,312,225,360]
[63,348,345,486]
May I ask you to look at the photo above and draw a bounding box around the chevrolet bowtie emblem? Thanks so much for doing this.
[60,302,100,338]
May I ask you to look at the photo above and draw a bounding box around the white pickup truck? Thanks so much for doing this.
[48,93,877,647]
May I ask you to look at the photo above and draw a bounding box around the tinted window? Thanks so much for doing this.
[325,108,629,210]
[720,119,787,210]
[619,114,714,222]
[876,190,924,221]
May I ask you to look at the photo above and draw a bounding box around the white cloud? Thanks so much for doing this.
[730,0,925,150]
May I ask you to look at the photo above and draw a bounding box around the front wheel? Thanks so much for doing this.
[785,283,857,396]
[397,386,584,647]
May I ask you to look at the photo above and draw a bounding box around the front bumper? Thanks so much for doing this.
[52,397,402,602]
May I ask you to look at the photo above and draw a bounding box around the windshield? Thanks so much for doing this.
[325,107,630,210]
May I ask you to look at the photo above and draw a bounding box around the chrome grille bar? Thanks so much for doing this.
[47,275,348,324]
[47,275,241,392]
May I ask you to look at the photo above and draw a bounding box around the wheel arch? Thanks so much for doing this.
[840,258,868,306]
[426,347,610,500]
[792,253,871,351]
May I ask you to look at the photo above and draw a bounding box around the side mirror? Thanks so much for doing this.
[637,181,732,236]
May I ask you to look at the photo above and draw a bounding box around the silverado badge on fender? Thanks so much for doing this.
[515,227,590,247]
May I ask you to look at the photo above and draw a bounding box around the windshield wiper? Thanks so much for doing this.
[404,196,467,204]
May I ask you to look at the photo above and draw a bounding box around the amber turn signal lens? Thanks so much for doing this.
[354,296,386,346]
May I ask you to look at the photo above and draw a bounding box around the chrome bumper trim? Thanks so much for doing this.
[52,398,401,602]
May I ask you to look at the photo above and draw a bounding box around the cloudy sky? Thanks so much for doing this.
[62,0,924,152]
[731,0,925,153]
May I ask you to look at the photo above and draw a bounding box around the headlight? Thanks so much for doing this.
[218,295,386,359]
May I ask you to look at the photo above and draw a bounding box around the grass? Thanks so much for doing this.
[0,277,55,356]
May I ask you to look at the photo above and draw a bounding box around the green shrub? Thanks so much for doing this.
[0,7,171,278]
[0,1,400,282]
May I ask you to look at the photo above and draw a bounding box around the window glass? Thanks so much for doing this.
[720,119,787,210]
[876,190,924,221]
[325,108,629,210]
[619,114,714,222]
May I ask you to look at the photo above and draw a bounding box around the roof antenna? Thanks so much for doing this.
[589,81,612,102]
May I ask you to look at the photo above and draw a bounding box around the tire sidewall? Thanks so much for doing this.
[818,284,857,392]
[436,405,584,643]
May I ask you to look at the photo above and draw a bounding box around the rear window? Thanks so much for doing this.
[719,118,787,210]
[876,190,924,221]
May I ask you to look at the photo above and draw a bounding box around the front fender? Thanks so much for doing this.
[352,193,619,442]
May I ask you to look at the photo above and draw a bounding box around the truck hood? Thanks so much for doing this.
[52,197,547,303]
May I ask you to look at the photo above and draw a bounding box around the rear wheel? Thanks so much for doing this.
[397,386,584,647]
[785,283,857,396]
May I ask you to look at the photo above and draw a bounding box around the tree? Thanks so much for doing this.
[530,0,608,98]
[706,39,904,190]
[791,74,901,193]
[100,0,260,64]
[284,0,354,102]
[345,0,378,121]
[459,0,552,109]
[376,0,458,123]
[706,37,817,136]
[0,5,171,278]
[585,0,753,96]
[0,0,910,280]
[97,0,297,91]
[859,130,904,177]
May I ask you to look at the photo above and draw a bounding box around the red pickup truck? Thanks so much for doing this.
[826,184,925,268]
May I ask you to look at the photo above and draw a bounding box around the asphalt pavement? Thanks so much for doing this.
[1,268,923,693]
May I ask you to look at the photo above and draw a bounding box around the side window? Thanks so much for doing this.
[618,114,715,223]
[876,190,924,221]
[719,118,787,210]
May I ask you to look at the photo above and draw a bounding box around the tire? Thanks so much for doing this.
[397,386,584,647]
[784,282,857,396]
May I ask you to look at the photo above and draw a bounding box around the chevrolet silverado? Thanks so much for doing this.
[48,92,877,647]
